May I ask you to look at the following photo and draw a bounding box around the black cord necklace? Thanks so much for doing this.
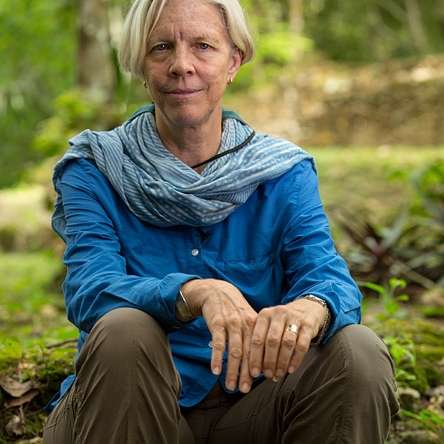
[191,130,256,169]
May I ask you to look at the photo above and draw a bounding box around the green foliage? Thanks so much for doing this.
[421,306,444,318]
[336,159,444,289]
[383,334,418,387]
[363,278,409,320]
[33,89,131,157]
[374,318,444,393]
[0,339,22,373]
[231,29,312,92]
[0,252,64,323]
[401,409,444,432]
[0,251,77,442]
[400,160,444,285]
[1,0,444,187]
[304,0,444,62]
[0,0,76,187]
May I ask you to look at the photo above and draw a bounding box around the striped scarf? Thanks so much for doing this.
[52,105,312,230]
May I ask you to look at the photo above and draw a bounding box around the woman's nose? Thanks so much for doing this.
[168,47,195,77]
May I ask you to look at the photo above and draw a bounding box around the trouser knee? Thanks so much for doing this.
[76,307,180,392]
[332,324,399,412]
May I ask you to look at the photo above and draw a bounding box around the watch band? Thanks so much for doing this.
[303,295,331,345]
[175,288,195,322]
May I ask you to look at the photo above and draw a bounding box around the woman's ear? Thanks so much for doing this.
[227,47,243,82]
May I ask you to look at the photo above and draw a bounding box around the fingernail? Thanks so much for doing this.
[288,366,295,374]
[227,382,235,391]
[276,369,284,378]
[272,376,279,382]
[241,383,251,393]
[264,370,273,379]
[251,368,260,377]
[212,366,221,375]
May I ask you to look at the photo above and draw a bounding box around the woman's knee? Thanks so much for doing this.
[333,324,399,412]
[79,307,171,368]
[335,324,395,381]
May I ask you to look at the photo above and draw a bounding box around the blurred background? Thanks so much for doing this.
[0,0,443,442]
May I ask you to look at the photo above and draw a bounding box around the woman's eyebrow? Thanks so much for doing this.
[148,32,221,44]
[192,34,221,44]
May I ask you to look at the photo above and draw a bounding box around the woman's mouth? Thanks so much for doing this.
[166,89,201,98]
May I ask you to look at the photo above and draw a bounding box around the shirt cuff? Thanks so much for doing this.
[158,273,202,329]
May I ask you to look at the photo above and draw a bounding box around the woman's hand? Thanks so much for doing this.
[181,279,257,393]
[248,298,327,380]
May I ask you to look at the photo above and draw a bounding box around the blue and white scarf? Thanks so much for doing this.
[52,106,312,230]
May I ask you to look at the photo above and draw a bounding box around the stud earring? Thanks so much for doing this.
[227,77,233,85]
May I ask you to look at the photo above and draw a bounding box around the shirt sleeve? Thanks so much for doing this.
[280,160,362,343]
[54,160,200,334]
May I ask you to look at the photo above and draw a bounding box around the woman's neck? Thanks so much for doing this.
[155,109,223,174]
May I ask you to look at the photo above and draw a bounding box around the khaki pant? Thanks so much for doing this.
[42,308,399,444]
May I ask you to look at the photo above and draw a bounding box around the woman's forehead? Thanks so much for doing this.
[149,1,229,44]
[152,0,227,34]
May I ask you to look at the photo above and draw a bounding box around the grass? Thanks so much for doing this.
[312,146,444,218]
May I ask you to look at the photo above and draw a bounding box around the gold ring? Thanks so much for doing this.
[287,324,298,334]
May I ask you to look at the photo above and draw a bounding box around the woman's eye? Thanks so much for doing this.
[153,43,169,51]
[198,42,210,50]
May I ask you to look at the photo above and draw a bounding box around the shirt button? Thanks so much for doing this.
[191,248,200,256]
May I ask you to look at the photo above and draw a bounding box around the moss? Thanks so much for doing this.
[371,318,444,391]
[0,339,22,373]
[0,345,75,442]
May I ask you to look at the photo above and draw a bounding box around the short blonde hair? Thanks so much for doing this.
[118,0,255,80]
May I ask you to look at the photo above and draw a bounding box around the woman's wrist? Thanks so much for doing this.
[302,295,331,344]
[180,279,212,317]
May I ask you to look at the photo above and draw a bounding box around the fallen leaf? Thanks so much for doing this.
[16,439,43,444]
[0,375,34,397]
[5,389,39,408]
[5,414,25,436]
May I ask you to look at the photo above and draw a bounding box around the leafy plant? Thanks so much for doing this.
[401,409,444,432]
[335,160,444,290]
[33,89,129,157]
[363,278,409,320]
[404,160,444,285]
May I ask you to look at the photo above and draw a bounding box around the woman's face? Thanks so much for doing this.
[143,0,242,129]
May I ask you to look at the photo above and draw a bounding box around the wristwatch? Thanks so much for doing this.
[303,295,331,345]
[175,288,195,322]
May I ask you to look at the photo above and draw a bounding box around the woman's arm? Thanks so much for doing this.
[280,160,362,342]
[248,160,362,383]
[55,161,200,334]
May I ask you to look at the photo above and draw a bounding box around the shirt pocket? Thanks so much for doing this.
[219,253,281,309]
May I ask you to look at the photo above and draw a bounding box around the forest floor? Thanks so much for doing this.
[0,146,443,443]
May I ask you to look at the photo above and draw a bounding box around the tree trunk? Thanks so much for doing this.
[289,0,304,34]
[77,0,115,101]
[405,0,429,53]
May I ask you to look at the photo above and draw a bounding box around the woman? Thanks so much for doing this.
[42,0,399,443]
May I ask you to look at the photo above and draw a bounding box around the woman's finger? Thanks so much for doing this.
[295,324,313,354]
[248,315,269,377]
[288,325,313,373]
[225,313,243,391]
[238,327,253,393]
[262,312,286,379]
[274,323,299,378]
[209,321,226,375]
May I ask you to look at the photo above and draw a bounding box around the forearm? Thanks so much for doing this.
[65,268,200,333]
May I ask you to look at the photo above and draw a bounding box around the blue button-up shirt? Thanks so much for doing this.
[45,156,362,413]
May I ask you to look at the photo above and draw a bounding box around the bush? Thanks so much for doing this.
[32,89,131,157]
[336,159,444,290]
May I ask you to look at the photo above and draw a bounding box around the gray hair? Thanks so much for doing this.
[118,0,255,80]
